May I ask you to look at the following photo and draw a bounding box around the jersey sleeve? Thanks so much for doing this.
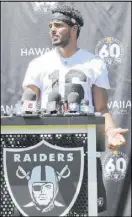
[93,59,110,89]
[22,60,42,89]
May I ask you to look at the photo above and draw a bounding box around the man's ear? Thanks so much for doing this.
[73,25,78,31]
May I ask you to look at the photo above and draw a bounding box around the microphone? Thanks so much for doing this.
[61,98,68,113]
[21,89,37,115]
[21,88,36,101]
[65,83,85,103]
[80,99,89,114]
[67,92,80,113]
[46,92,61,114]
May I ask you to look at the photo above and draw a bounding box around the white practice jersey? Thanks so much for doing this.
[22,48,110,109]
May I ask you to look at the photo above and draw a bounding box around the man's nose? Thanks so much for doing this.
[50,26,57,34]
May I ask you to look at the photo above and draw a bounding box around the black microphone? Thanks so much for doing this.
[46,92,61,114]
[65,83,84,104]
[67,92,80,113]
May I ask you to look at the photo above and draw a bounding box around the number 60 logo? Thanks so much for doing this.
[102,151,128,181]
[95,37,124,66]
[105,157,127,173]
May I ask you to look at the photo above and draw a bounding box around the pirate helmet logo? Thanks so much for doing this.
[16,164,70,213]
[3,140,84,216]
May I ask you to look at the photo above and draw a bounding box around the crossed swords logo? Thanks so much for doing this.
[16,165,71,208]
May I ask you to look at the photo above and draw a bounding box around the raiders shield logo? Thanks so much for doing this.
[3,140,84,216]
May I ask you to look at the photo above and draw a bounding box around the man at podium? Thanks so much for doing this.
[21,4,128,215]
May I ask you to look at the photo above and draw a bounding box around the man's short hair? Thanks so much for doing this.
[51,4,84,38]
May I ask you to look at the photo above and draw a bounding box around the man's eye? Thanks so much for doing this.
[56,24,62,28]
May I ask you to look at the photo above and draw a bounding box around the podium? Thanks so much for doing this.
[1,115,105,216]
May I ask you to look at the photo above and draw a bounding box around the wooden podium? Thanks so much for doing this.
[1,115,105,216]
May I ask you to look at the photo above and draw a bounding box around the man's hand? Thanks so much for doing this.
[91,85,129,150]
[106,127,129,150]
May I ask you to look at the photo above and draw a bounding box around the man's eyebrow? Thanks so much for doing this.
[49,21,64,24]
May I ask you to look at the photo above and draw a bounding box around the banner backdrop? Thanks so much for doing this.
[1,1,131,216]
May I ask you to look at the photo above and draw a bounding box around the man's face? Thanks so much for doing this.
[49,20,72,47]
[32,182,54,206]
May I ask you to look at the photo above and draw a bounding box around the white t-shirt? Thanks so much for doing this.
[22,48,110,109]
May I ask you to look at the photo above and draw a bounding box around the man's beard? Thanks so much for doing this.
[52,39,69,48]
[52,32,71,48]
